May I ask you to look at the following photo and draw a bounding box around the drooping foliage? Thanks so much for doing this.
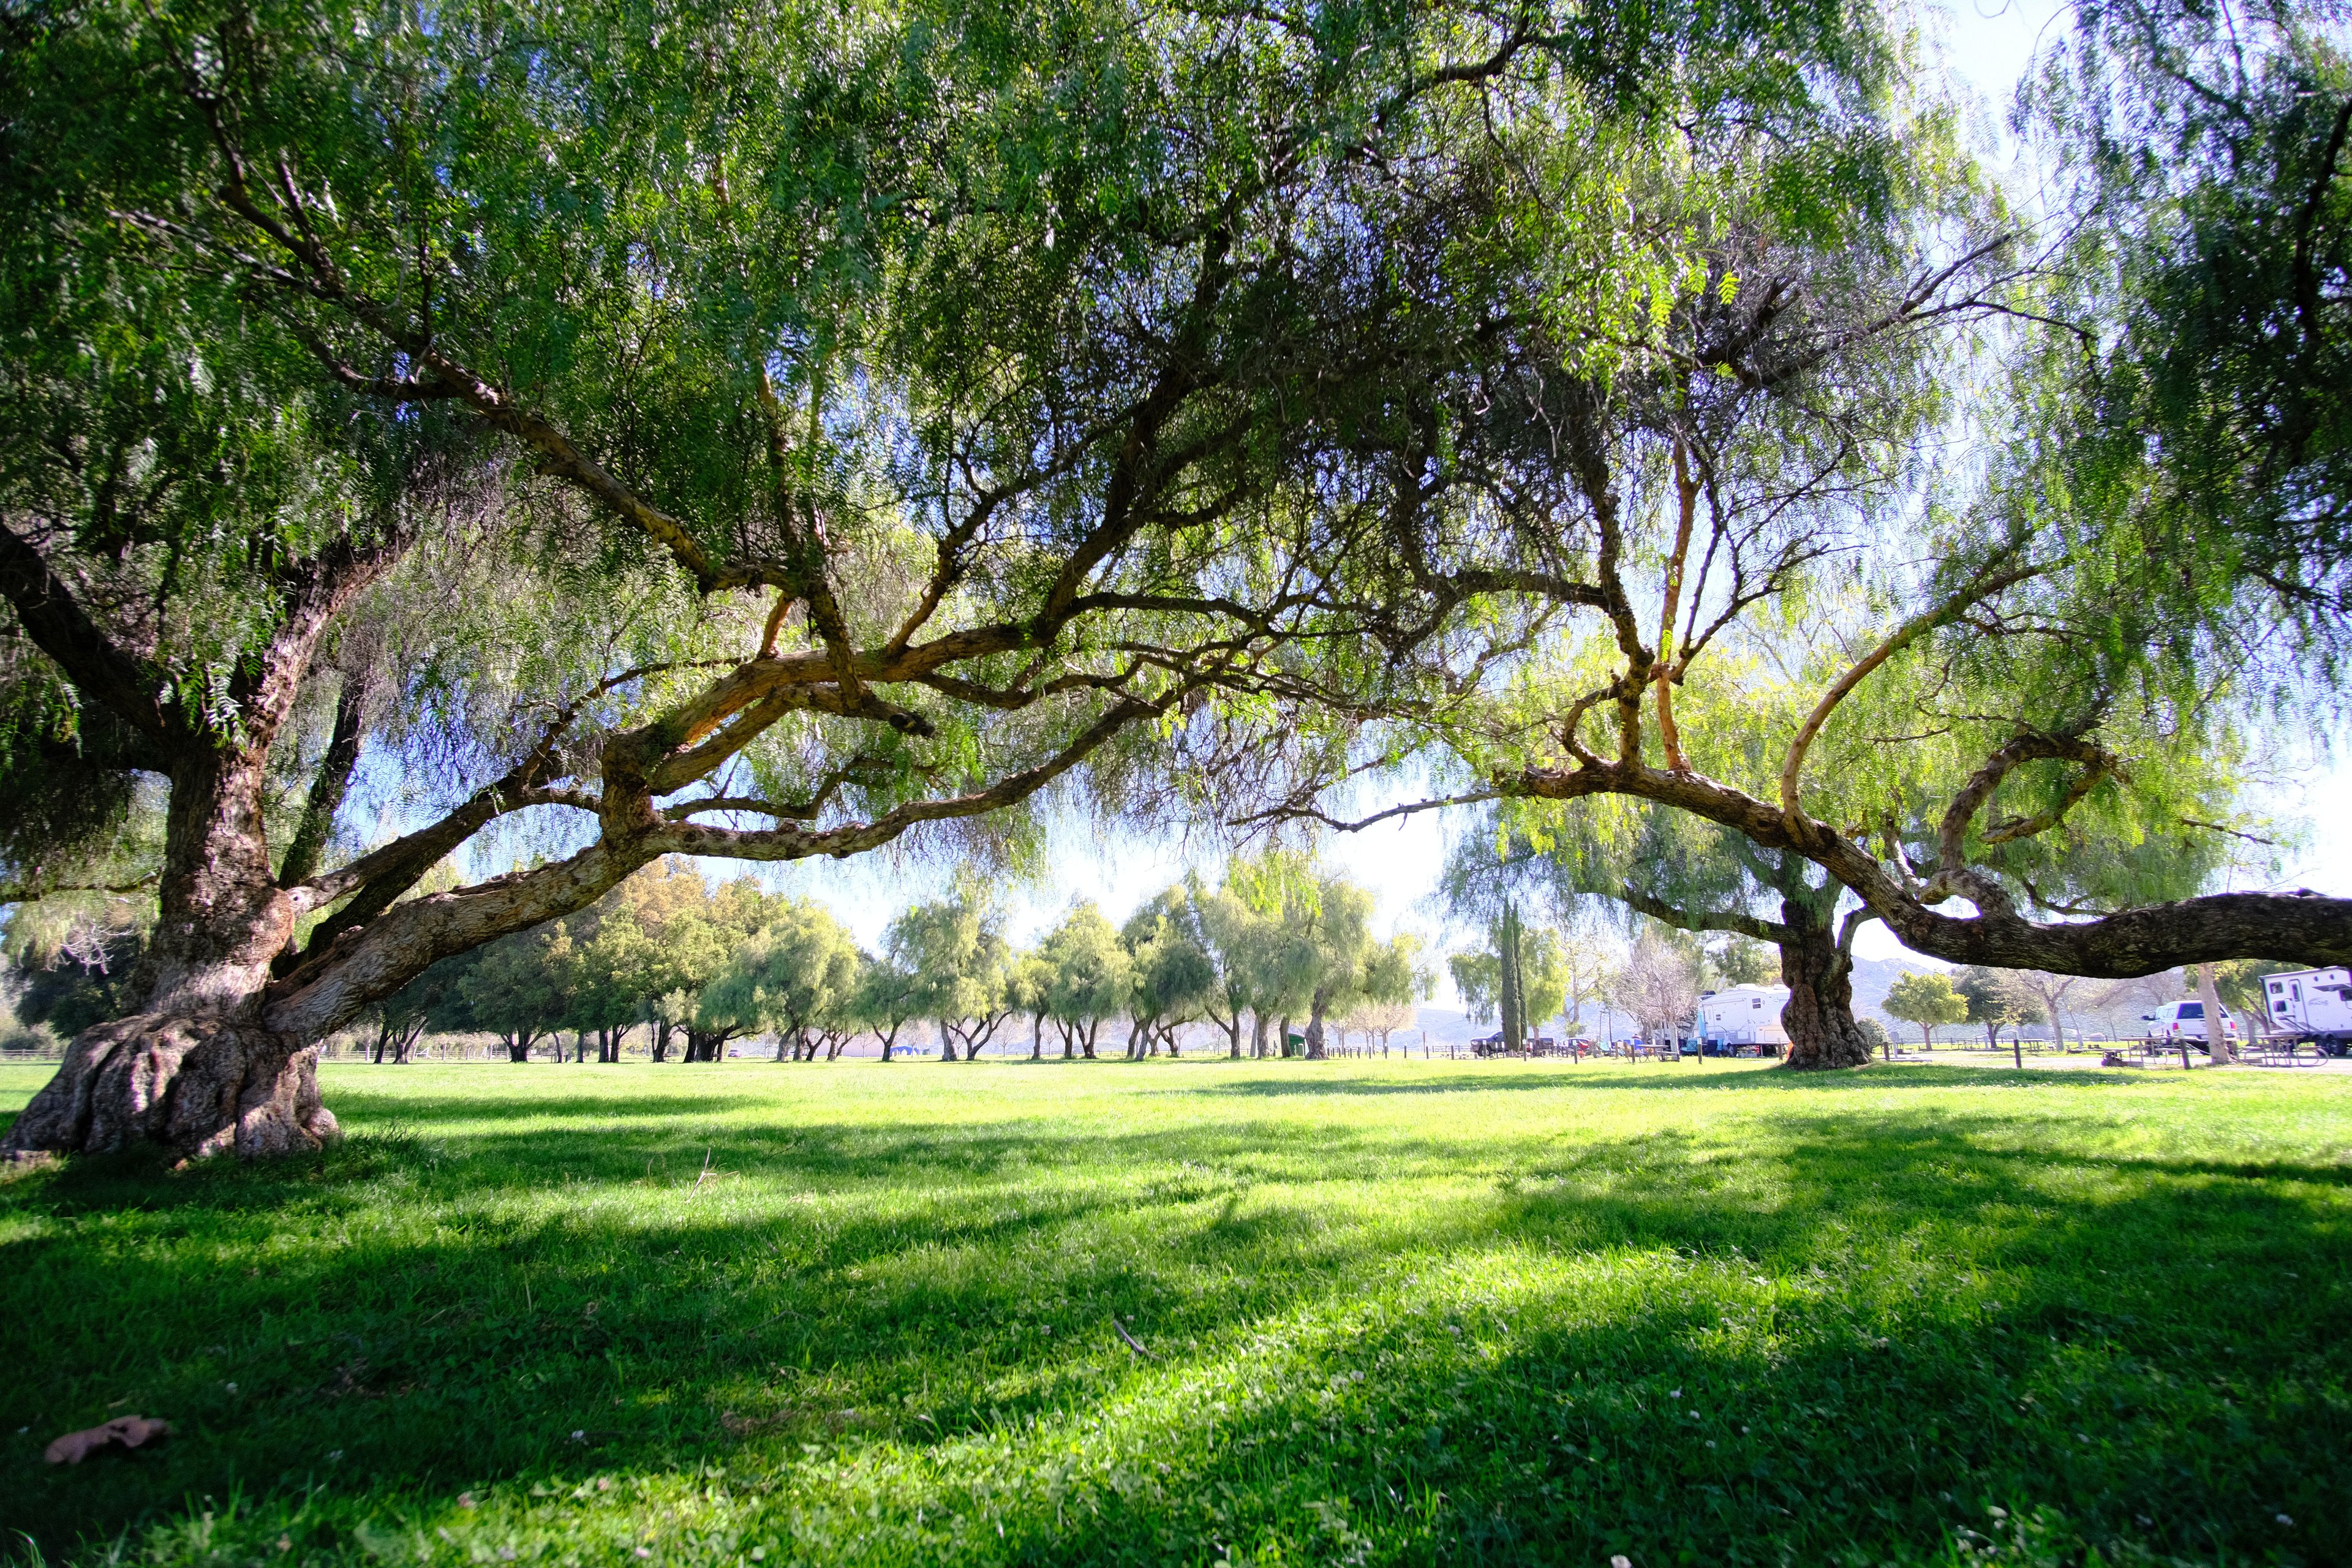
[2027,0,2352,645]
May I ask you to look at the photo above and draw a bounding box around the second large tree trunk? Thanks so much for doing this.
[1777,916,1873,1070]
[2196,962,2233,1067]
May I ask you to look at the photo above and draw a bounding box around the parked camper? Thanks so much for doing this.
[1697,984,1791,1052]
[2139,999,2241,1044]
[2260,968,2352,1051]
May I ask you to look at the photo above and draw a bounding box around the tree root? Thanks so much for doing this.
[2,1013,339,1159]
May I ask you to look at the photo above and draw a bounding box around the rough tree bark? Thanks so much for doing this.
[1776,913,1874,1070]
[1,524,398,1161]
[2196,961,2233,1066]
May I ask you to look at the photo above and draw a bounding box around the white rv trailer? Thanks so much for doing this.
[1697,984,1791,1048]
[2260,967,2352,1050]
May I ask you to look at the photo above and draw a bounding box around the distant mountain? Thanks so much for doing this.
[1412,1003,1645,1047]
[1413,1007,1479,1047]
[1851,954,1943,1023]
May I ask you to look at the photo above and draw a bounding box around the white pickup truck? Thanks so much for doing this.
[2259,968,2352,1050]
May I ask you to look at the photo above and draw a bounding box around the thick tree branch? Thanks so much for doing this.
[1499,753,2352,975]
[260,691,1179,1037]
[0,521,176,742]
[1934,730,2114,881]
[275,675,366,889]
[0,869,159,905]
[1619,881,1792,944]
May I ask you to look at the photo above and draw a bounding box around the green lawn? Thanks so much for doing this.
[2,1058,2347,1568]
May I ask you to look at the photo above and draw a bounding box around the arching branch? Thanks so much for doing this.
[1778,559,2049,830]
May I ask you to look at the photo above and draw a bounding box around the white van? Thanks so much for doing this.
[2139,999,2241,1044]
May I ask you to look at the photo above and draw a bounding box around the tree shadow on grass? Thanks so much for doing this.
[322,1087,796,1126]
[2,1096,2348,1567]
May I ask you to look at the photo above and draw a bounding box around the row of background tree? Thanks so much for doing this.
[214,850,1434,1065]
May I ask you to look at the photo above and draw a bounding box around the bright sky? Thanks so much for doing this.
[742,0,2352,991]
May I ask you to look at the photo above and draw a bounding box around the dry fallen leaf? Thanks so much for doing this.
[325,1359,372,1398]
[718,1409,793,1436]
[43,1415,170,1464]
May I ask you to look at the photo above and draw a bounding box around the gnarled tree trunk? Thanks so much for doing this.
[1777,912,1872,1070]
[6,747,338,1159]
[7,1014,336,1161]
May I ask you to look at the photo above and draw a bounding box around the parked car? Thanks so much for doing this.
[2138,999,2241,1044]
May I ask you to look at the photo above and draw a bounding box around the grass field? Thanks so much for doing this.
[2,1057,2348,1568]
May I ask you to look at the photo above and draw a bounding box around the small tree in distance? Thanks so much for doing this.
[2013,971,2086,1055]
[1608,930,1701,1053]
[1039,902,1133,1061]
[1957,968,2043,1068]
[1883,972,1968,1052]
[455,925,570,1063]
[1355,935,1432,1055]
[888,894,1011,1062]
[704,900,863,1062]
[1450,951,1501,1031]
[1188,875,1268,1059]
[1706,936,1778,989]
[851,956,924,1063]
[1121,892,1216,1058]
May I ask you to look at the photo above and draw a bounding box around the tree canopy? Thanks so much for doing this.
[7,0,2352,1160]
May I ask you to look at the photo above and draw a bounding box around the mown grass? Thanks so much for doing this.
[2,1057,2347,1568]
